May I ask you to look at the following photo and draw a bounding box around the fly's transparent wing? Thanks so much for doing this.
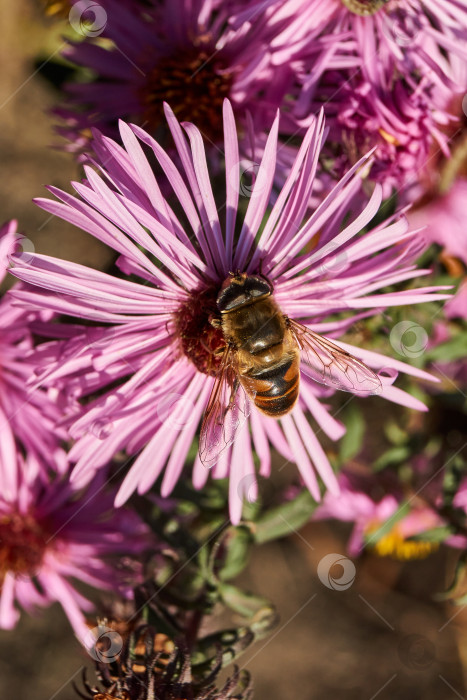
[199,346,251,467]
[289,318,382,395]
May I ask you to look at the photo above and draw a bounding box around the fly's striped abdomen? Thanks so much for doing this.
[240,352,300,417]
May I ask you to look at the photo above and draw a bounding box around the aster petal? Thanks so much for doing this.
[0,573,20,630]
[183,122,228,275]
[281,414,321,501]
[233,111,279,270]
[223,99,240,265]
[229,422,257,525]
[160,380,212,497]
[299,380,346,441]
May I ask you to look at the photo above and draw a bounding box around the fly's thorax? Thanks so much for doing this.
[341,0,387,15]
[220,297,286,354]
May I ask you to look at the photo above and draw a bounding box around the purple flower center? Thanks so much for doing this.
[174,286,225,376]
[341,0,388,15]
[139,48,233,142]
[0,512,47,581]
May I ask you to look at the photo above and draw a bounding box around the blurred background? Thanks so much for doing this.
[1,2,467,698]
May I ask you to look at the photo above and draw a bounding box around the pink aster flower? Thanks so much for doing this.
[444,282,467,321]
[314,472,444,559]
[0,221,68,467]
[0,444,153,645]
[426,304,467,391]
[306,66,452,197]
[55,0,300,157]
[254,0,467,91]
[408,178,467,267]
[11,102,449,524]
[244,1,465,195]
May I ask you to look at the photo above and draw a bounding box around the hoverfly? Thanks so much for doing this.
[341,0,388,16]
[199,273,382,467]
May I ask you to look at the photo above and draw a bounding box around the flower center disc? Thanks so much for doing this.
[174,287,225,376]
[341,0,388,15]
[0,512,47,582]
[140,48,233,142]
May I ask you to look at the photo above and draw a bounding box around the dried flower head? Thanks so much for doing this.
[78,624,253,700]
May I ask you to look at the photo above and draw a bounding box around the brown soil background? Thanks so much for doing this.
[1,2,467,698]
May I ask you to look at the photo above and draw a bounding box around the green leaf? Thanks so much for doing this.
[364,502,411,544]
[450,591,467,606]
[442,456,466,507]
[191,593,278,672]
[339,406,365,462]
[373,445,411,472]
[425,332,467,363]
[410,526,453,543]
[220,583,271,619]
[252,489,318,544]
[192,627,256,671]
[217,526,253,581]
[435,552,467,602]
[384,420,409,446]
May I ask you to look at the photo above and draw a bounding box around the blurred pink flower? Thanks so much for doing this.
[315,472,444,559]
[0,447,153,644]
[445,282,467,321]
[244,0,465,195]
[56,0,301,157]
[308,67,451,197]
[428,313,467,390]
[0,221,68,467]
[11,103,449,524]
[253,0,467,90]
[408,178,467,267]
[407,177,467,388]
